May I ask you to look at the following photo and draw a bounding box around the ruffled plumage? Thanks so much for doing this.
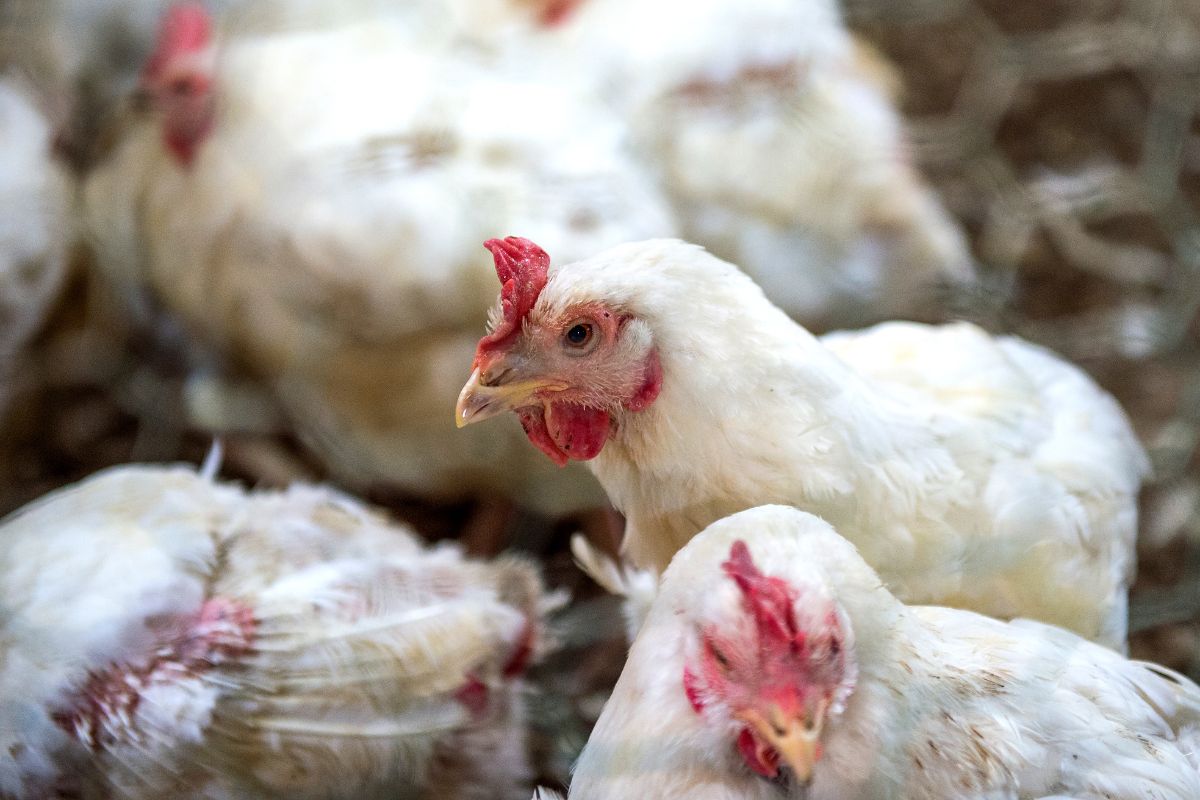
[537,239,1146,647]
[569,506,1200,799]
[0,462,550,799]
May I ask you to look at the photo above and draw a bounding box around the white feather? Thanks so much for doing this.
[0,463,547,798]
[569,534,658,642]
[570,506,1200,799]
[526,0,971,321]
[81,5,673,514]
[539,240,1146,647]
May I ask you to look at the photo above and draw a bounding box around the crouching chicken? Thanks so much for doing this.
[0,462,550,799]
[566,505,1200,799]
[457,237,1148,648]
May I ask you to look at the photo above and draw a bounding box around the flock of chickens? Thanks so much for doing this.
[0,0,1196,798]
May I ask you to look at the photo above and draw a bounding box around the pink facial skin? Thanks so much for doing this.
[471,237,663,466]
[510,325,661,466]
[683,541,849,780]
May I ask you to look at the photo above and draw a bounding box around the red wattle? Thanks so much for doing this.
[737,728,779,778]
[545,403,610,461]
[538,0,584,26]
[517,407,568,467]
[165,119,211,166]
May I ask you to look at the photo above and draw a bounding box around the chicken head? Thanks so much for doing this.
[141,2,216,166]
[682,539,855,785]
[456,236,661,466]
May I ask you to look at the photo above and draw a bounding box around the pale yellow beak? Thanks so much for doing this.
[739,706,823,785]
[455,367,566,428]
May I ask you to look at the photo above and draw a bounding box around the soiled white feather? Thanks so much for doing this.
[0,463,547,799]
[570,506,1200,799]
[537,240,1147,647]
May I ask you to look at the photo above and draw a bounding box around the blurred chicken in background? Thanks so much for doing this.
[0,76,72,423]
[0,460,551,799]
[497,0,974,324]
[0,0,248,171]
[81,2,673,521]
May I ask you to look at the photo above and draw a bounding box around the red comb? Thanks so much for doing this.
[143,3,212,81]
[723,540,801,648]
[538,0,585,26]
[476,237,551,358]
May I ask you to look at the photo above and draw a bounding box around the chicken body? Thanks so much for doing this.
[0,463,547,799]
[0,0,250,168]
[83,5,671,512]
[0,76,71,420]
[523,0,971,322]
[459,239,1147,647]
[572,505,1200,799]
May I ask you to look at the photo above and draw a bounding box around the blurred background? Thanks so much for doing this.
[0,0,1198,789]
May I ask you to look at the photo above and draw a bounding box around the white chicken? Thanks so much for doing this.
[499,0,972,322]
[457,237,1148,648]
[569,505,1200,799]
[0,75,72,422]
[82,2,672,514]
[0,0,252,168]
[0,459,550,799]
[568,533,658,644]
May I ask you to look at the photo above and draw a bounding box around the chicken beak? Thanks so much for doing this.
[741,707,824,785]
[455,367,566,428]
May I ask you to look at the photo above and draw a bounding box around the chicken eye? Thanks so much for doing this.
[562,321,597,354]
[706,639,733,673]
[566,323,591,345]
